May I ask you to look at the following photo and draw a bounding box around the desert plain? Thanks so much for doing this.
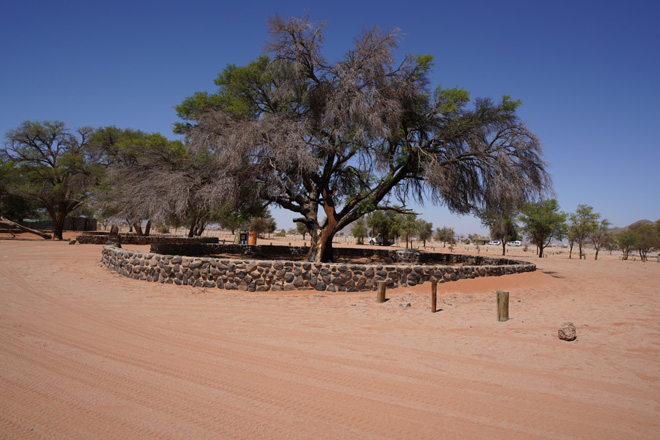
[1,233,659,439]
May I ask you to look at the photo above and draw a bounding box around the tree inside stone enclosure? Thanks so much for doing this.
[176,15,551,262]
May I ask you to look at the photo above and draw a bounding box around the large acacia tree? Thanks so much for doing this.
[1,121,100,240]
[178,16,550,262]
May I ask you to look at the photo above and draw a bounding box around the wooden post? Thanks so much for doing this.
[431,280,437,313]
[376,281,386,303]
[497,290,509,321]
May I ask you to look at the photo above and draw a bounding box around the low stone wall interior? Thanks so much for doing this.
[102,245,535,292]
[148,242,524,266]
[76,233,218,245]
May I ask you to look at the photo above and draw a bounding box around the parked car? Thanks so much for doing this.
[507,241,522,247]
[488,241,501,246]
[368,236,394,246]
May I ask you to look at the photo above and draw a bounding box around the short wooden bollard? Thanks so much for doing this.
[376,281,386,303]
[431,280,437,313]
[497,290,509,321]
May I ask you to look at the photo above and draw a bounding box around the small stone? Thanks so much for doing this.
[558,322,577,341]
[400,301,411,308]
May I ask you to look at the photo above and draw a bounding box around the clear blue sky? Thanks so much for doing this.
[2,0,658,235]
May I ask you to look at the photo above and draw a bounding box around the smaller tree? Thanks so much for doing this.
[629,223,659,262]
[479,206,519,256]
[590,219,612,260]
[518,199,567,258]
[569,205,600,259]
[249,209,276,238]
[567,227,577,259]
[416,220,433,248]
[367,210,399,245]
[249,217,269,237]
[217,202,267,234]
[265,217,277,237]
[351,217,368,245]
[616,230,637,260]
[397,213,419,249]
[434,226,454,247]
[296,221,309,240]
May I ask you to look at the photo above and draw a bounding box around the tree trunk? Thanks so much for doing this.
[538,244,544,258]
[133,221,144,236]
[52,207,68,240]
[144,220,152,236]
[307,225,336,262]
[501,241,506,256]
[0,217,52,239]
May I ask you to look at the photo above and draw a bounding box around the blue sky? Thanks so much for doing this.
[2,0,658,235]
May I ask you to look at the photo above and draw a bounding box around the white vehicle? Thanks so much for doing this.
[488,241,501,246]
[508,240,522,247]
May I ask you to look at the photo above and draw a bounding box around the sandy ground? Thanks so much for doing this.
[1,233,659,439]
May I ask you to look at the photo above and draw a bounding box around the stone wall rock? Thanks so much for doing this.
[101,245,536,292]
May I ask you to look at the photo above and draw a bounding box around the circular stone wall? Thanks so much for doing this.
[101,245,535,292]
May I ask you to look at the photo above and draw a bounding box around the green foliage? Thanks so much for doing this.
[90,126,186,166]
[628,223,660,261]
[615,230,637,260]
[416,220,433,247]
[568,204,600,259]
[351,217,368,244]
[434,86,471,114]
[249,209,277,237]
[397,213,418,249]
[296,221,309,239]
[366,210,399,243]
[0,194,39,221]
[434,226,454,246]
[216,202,267,234]
[518,199,568,258]
[174,55,287,134]
[590,219,612,260]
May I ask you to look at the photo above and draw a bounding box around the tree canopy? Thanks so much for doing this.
[568,204,600,259]
[518,199,567,258]
[173,16,550,261]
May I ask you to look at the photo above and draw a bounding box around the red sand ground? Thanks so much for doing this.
[1,233,659,439]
